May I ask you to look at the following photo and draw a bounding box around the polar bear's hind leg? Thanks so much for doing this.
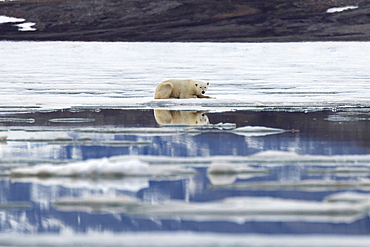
[154,83,173,99]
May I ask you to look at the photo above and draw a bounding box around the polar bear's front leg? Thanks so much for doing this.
[196,94,212,98]
[179,92,197,99]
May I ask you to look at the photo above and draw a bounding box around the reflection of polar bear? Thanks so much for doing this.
[154,110,209,125]
[154,79,211,99]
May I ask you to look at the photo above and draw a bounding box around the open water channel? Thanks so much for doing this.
[1,41,370,246]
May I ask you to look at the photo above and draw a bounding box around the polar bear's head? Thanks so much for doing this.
[194,81,209,95]
[195,112,209,125]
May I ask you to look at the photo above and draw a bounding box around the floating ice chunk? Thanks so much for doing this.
[324,116,369,121]
[207,173,238,185]
[233,126,284,132]
[15,22,36,31]
[78,140,151,146]
[57,195,141,206]
[54,195,142,213]
[248,150,303,161]
[207,162,271,185]
[207,163,240,185]
[53,137,73,141]
[0,15,25,24]
[49,118,95,123]
[86,124,285,137]
[327,6,358,13]
[207,162,271,175]
[231,126,287,136]
[10,158,141,177]
[77,136,92,141]
[212,122,237,130]
[10,157,197,178]
[325,192,370,203]
[208,163,238,174]
[0,130,150,146]
[0,201,32,210]
[246,150,370,164]
[14,177,149,192]
[138,151,370,166]
[211,178,370,191]
[0,15,36,31]
[0,233,370,247]
[76,127,192,135]
[54,196,368,223]
[0,118,35,123]
[306,167,370,176]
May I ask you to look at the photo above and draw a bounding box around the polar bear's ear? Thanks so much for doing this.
[195,84,198,87]
[207,82,209,85]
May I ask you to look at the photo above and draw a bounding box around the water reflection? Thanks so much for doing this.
[207,162,272,185]
[0,108,370,237]
[154,110,209,125]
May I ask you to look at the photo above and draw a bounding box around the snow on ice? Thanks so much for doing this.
[1,42,370,112]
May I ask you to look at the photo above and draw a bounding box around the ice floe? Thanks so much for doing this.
[207,162,272,185]
[13,177,150,192]
[54,195,142,213]
[53,195,369,223]
[0,15,36,31]
[325,191,370,203]
[0,201,32,210]
[0,129,151,146]
[11,150,365,171]
[327,6,359,13]
[207,162,271,175]
[9,157,197,179]
[210,178,370,191]
[139,151,370,166]
[306,167,370,176]
[0,124,286,137]
[0,15,25,24]
[14,22,36,31]
[0,118,35,123]
[1,138,150,146]
[0,233,370,247]
[48,118,95,123]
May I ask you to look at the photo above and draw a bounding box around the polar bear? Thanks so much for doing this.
[154,79,211,99]
[154,110,209,125]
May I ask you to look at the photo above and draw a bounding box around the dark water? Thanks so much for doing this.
[1,108,370,238]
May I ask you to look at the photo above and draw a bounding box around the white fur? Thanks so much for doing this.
[154,79,211,99]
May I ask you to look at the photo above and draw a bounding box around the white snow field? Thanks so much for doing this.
[1,41,370,112]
